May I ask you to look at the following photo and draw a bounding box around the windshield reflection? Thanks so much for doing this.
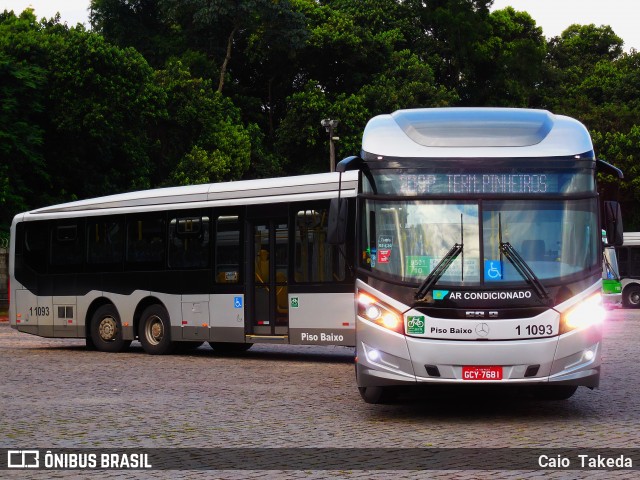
[361,198,598,286]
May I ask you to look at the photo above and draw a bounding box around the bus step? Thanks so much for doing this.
[246,335,289,344]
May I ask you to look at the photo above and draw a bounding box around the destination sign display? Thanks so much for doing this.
[370,170,593,196]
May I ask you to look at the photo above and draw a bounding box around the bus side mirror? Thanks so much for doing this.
[603,201,623,246]
[328,198,348,245]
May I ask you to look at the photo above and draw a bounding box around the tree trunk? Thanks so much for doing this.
[218,25,238,93]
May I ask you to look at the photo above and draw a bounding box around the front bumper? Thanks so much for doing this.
[356,318,602,389]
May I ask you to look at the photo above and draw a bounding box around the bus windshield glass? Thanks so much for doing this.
[360,198,598,286]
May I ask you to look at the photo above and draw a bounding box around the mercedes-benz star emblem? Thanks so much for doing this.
[476,322,489,337]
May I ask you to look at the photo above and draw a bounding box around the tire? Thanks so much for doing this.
[209,342,253,354]
[138,304,174,355]
[533,385,578,401]
[358,386,396,404]
[85,334,96,351]
[623,286,640,308]
[90,304,131,353]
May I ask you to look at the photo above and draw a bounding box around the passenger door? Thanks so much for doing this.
[248,208,289,337]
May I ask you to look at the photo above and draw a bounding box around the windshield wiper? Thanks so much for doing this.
[499,242,550,303]
[415,243,463,301]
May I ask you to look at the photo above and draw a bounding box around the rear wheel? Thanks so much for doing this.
[623,286,640,308]
[533,385,578,400]
[138,304,173,355]
[358,386,396,404]
[90,304,131,353]
[209,342,253,354]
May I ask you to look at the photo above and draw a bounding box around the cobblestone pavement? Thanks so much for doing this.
[1,309,639,479]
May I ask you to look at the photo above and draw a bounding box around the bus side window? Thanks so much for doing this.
[23,221,48,273]
[295,206,346,283]
[51,222,84,271]
[630,248,640,277]
[126,214,165,266]
[87,218,124,265]
[168,215,210,269]
[215,215,240,283]
[617,247,628,276]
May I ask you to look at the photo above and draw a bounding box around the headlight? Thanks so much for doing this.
[357,292,403,334]
[560,293,606,334]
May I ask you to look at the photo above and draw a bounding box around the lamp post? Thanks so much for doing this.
[321,118,339,172]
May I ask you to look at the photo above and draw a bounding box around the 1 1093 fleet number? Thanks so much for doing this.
[515,324,553,336]
[29,306,50,316]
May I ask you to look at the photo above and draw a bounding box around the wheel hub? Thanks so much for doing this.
[146,316,164,345]
[98,316,117,342]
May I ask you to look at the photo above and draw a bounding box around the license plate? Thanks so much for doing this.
[462,366,503,380]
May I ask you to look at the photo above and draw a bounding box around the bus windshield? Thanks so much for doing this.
[360,197,599,286]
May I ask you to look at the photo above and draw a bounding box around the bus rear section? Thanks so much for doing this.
[335,107,623,403]
[8,172,359,353]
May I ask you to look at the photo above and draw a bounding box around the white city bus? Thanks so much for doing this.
[328,107,623,402]
[615,232,640,307]
[9,173,358,354]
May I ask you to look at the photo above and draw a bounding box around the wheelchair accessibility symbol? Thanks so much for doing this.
[484,260,503,281]
[234,297,243,308]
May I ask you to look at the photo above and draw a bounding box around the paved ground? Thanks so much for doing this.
[0,309,639,479]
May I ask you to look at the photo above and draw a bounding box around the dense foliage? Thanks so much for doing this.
[1,1,639,231]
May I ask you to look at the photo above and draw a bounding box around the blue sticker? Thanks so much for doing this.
[484,260,503,281]
[433,290,449,300]
[234,296,243,308]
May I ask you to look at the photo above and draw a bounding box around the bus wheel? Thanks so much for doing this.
[209,342,253,354]
[533,385,578,400]
[138,304,173,355]
[623,286,640,308]
[358,386,396,404]
[90,304,131,353]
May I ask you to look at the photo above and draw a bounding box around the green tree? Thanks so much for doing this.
[158,0,306,95]
[90,0,178,68]
[593,126,640,230]
[156,60,252,185]
[0,9,166,227]
[469,7,546,106]
[404,0,493,99]
[541,24,625,114]
[0,48,47,230]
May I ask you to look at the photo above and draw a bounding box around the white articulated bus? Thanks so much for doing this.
[9,173,358,354]
[328,107,623,402]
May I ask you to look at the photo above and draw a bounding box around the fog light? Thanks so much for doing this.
[583,350,595,361]
[367,349,380,362]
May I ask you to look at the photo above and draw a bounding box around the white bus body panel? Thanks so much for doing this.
[358,319,601,386]
[356,281,603,387]
[181,294,210,342]
[288,292,355,345]
[24,171,358,219]
[209,294,245,343]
